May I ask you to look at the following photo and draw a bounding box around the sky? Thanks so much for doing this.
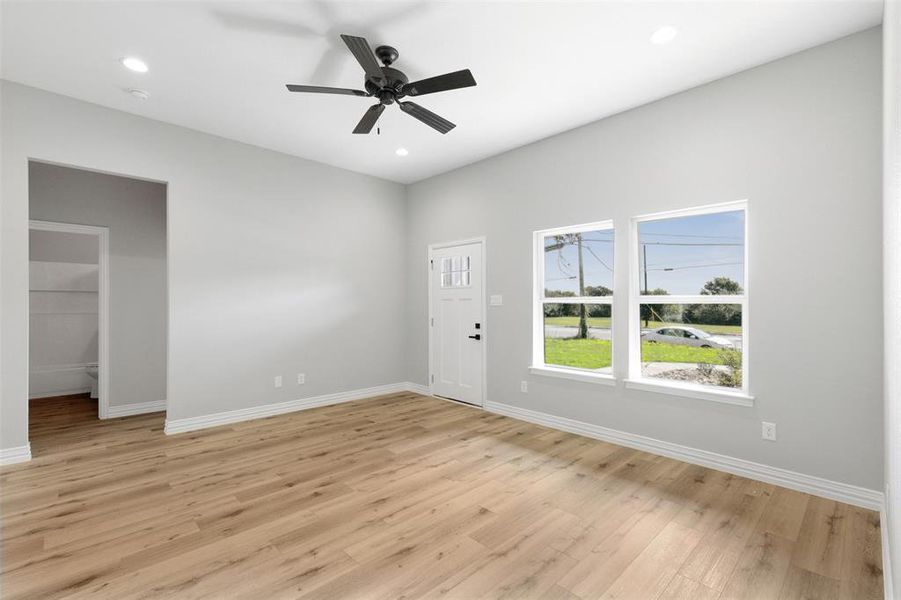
[544,210,744,296]
[544,228,615,294]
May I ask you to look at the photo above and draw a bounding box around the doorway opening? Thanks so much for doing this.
[29,221,109,417]
[27,161,168,449]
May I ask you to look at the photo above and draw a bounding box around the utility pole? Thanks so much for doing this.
[641,244,667,327]
[642,243,648,294]
[642,244,649,327]
[577,233,588,339]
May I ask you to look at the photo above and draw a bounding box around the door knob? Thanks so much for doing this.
[468,334,481,340]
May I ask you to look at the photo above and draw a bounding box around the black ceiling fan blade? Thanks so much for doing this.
[286,84,369,96]
[340,34,386,84]
[403,69,476,97]
[353,104,386,134]
[399,101,455,134]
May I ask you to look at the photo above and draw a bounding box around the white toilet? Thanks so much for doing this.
[86,363,99,399]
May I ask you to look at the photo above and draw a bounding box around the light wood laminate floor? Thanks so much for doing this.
[0,393,883,599]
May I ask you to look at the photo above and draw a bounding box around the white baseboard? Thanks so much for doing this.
[0,444,32,466]
[406,382,431,395]
[28,387,92,399]
[106,400,167,418]
[485,401,884,511]
[164,382,421,435]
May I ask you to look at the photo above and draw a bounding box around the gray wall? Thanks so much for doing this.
[405,28,883,490]
[30,230,99,263]
[1,81,407,450]
[883,2,901,595]
[29,230,99,398]
[30,163,167,408]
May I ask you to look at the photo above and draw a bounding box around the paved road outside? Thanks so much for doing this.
[545,325,742,348]
[544,326,612,340]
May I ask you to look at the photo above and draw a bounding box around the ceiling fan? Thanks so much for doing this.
[286,34,476,135]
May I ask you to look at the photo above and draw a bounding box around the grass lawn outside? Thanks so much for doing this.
[544,338,613,370]
[544,316,741,335]
[544,338,732,370]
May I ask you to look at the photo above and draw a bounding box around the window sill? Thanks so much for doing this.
[529,366,616,386]
[624,378,753,406]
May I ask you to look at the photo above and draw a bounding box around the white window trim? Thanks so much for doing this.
[627,200,751,403]
[530,365,616,385]
[532,219,615,384]
[623,378,753,406]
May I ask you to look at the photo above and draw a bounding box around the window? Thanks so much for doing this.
[440,255,471,288]
[628,202,749,401]
[532,221,615,383]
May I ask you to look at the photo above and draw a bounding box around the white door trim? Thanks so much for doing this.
[28,219,111,419]
[427,237,487,408]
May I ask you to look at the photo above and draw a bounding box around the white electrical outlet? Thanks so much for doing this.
[761,421,776,441]
[297,373,305,385]
[274,375,283,389]
[521,381,528,393]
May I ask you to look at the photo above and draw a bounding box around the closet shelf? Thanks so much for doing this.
[30,289,98,293]
[30,312,99,316]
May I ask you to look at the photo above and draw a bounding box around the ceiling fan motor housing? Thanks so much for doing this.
[365,66,409,104]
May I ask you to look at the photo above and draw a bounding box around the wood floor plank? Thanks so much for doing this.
[597,521,702,599]
[791,496,848,579]
[0,393,883,599]
[719,531,795,600]
[839,506,884,600]
[779,565,841,600]
[659,573,720,600]
[677,478,775,592]
[557,496,684,598]
[756,487,810,541]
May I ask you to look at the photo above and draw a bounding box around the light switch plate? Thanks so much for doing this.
[490,294,503,306]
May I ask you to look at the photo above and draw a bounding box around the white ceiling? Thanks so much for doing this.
[1,1,883,184]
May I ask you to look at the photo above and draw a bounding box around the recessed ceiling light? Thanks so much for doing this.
[121,56,148,73]
[395,148,409,157]
[127,88,150,100]
[650,26,678,45]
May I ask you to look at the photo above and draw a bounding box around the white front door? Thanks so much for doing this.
[430,241,484,406]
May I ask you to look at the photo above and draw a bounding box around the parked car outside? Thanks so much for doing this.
[641,326,734,349]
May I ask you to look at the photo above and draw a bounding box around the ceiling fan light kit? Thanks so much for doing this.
[286,34,477,135]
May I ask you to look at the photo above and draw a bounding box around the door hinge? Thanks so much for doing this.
[430,259,434,270]
[430,317,435,327]
[430,374,435,383]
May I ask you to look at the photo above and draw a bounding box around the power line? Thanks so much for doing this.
[640,232,743,240]
[584,245,613,272]
[575,238,741,247]
[647,258,743,269]
[640,242,742,247]
[647,261,742,272]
